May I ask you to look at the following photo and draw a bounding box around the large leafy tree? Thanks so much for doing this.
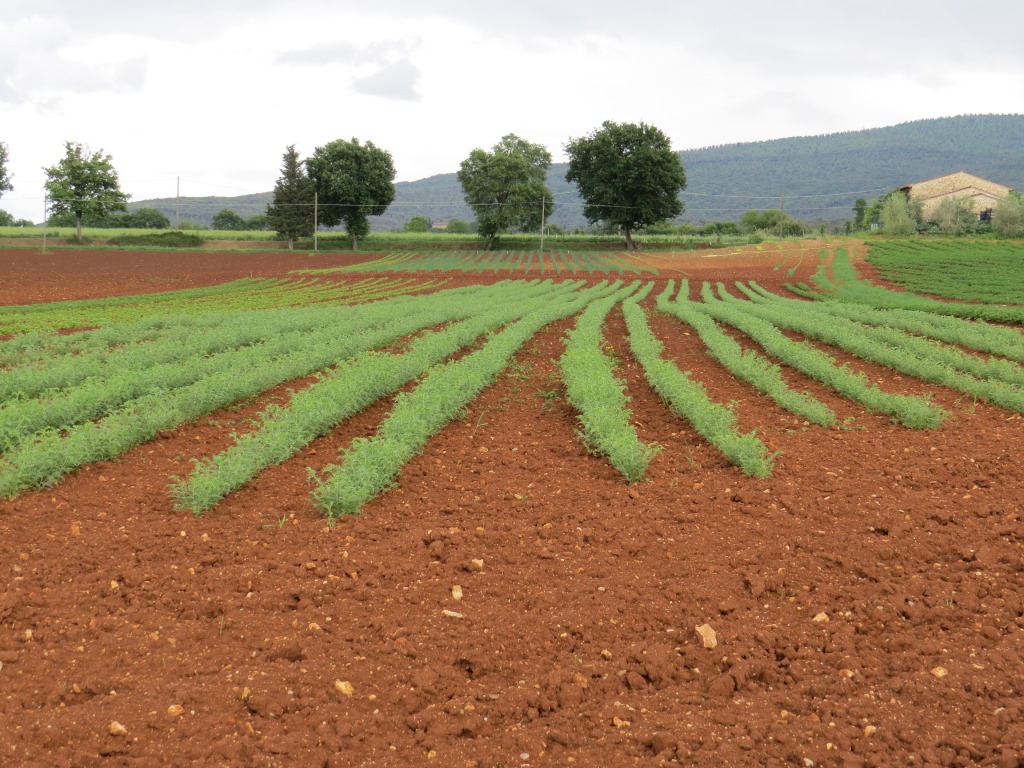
[266,144,315,249]
[565,121,686,250]
[880,192,919,236]
[457,134,553,250]
[211,208,247,231]
[0,142,12,198]
[306,138,395,250]
[992,192,1024,237]
[43,141,129,242]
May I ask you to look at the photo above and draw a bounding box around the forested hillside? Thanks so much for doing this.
[131,114,1024,231]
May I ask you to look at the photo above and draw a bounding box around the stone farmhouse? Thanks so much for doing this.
[900,171,1013,221]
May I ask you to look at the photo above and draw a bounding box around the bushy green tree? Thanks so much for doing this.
[43,141,129,242]
[0,142,12,198]
[246,213,270,231]
[457,133,553,250]
[992,192,1024,237]
[740,209,805,236]
[266,145,315,249]
[128,207,171,229]
[212,209,247,231]
[446,219,472,234]
[881,193,918,236]
[306,138,395,250]
[932,197,976,235]
[565,121,686,250]
[404,215,431,233]
[852,197,867,230]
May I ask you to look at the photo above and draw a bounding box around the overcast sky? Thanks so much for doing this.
[2,0,1022,222]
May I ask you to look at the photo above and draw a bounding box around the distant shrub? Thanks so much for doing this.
[107,231,205,248]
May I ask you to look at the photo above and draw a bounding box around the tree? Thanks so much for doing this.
[740,209,804,237]
[446,219,472,234]
[881,193,918,236]
[306,138,395,250]
[457,133,553,250]
[0,142,12,199]
[852,197,867,230]
[43,142,129,242]
[932,197,976,235]
[246,213,270,231]
[992,192,1024,237]
[212,209,247,231]
[128,207,171,229]
[266,144,315,249]
[565,121,686,250]
[404,215,431,233]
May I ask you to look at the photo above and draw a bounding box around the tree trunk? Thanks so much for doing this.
[624,227,635,251]
[287,238,294,251]
[351,233,358,251]
[75,212,83,243]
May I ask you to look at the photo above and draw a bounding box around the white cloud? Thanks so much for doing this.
[352,59,422,101]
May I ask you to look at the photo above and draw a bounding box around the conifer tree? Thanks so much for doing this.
[267,145,315,250]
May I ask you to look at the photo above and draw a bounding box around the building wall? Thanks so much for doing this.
[904,172,1012,220]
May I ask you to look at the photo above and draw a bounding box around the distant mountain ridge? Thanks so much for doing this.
[131,114,1024,231]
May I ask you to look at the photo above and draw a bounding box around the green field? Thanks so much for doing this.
[3,242,1022,513]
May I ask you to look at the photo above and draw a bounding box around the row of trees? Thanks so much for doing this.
[267,121,687,250]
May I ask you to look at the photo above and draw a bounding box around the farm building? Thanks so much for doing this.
[900,171,1013,221]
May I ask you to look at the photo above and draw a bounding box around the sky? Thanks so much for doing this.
[2,0,1023,223]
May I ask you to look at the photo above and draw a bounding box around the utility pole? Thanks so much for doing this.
[42,192,48,255]
[175,176,180,229]
[539,196,546,255]
[313,192,318,252]
[779,192,785,239]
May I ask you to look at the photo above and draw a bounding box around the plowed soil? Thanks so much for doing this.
[1,242,1023,768]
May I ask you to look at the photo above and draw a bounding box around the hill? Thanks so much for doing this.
[131,114,1024,231]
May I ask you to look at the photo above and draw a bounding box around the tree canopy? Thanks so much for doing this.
[739,209,805,237]
[404,215,431,233]
[212,208,248,231]
[266,144,315,249]
[565,121,686,250]
[0,142,12,198]
[880,192,919,236]
[457,133,553,249]
[306,138,395,250]
[43,141,129,242]
[993,192,1024,237]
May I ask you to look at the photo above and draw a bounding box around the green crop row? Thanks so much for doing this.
[658,282,836,427]
[559,282,659,482]
[745,281,1024,364]
[866,240,1024,305]
[0,283,495,400]
[694,283,947,428]
[717,283,1024,414]
[298,251,654,277]
[0,281,558,497]
[312,281,622,517]
[170,280,584,513]
[0,276,446,335]
[626,286,776,477]
[790,248,1024,323]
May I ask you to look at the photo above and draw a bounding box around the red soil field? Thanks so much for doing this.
[1,243,1022,767]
